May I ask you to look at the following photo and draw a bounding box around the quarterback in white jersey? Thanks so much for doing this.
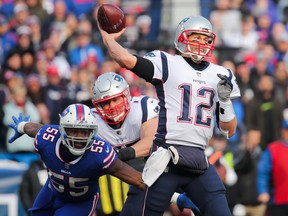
[145,50,240,148]
[98,14,237,216]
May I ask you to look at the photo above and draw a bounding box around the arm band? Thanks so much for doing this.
[131,56,154,82]
[219,100,235,122]
[17,122,27,134]
[118,147,136,161]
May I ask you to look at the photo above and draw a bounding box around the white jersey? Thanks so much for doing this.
[144,50,241,148]
[91,95,159,148]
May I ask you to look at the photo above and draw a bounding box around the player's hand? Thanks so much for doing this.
[114,147,135,161]
[8,113,30,143]
[176,193,200,214]
[96,16,125,41]
[258,192,270,204]
[217,74,233,102]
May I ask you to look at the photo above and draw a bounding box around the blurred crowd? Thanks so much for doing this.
[0,0,288,215]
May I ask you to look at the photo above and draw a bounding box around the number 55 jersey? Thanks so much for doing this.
[30,124,117,213]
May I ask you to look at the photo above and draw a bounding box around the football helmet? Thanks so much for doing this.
[92,72,131,125]
[59,104,98,156]
[174,16,216,62]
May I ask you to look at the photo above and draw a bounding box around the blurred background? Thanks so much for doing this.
[0,0,288,215]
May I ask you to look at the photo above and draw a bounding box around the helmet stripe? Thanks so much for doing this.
[76,104,85,121]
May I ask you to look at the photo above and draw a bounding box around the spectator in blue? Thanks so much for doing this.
[0,0,15,19]
[147,0,162,42]
[0,15,17,65]
[64,0,96,20]
[200,0,215,19]
[68,18,104,67]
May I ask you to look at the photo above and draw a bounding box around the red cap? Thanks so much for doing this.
[47,65,59,76]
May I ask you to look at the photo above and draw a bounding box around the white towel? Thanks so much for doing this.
[142,147,171,187]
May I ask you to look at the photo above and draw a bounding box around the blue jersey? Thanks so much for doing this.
[34,124,117,203]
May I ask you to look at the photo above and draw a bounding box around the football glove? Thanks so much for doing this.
[217,74,233,102]
[115,147,135,161]
[177,193,200,214]
[8,113,30,143]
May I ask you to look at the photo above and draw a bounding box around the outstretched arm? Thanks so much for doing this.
[21,122,43,137]
[8,113,42,143]
[105,158,145,191]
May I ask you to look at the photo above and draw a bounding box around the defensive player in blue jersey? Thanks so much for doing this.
[97,14,240,216]
[8,103,144,216]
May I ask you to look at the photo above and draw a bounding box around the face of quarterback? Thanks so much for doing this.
[187,33,211,57]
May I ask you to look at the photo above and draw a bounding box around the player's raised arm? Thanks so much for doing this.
[95,6,136,70]
[100,28,137,69]
[105,158,145,191]
[8,113,42,143]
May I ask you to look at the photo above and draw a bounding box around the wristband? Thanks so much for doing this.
[170,192,180,204]
[17,121,27,133]
[219,100,235,122]
[118,147,135,161]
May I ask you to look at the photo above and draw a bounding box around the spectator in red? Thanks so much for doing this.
[257,115,288,216]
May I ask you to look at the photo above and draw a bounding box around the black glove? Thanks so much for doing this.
[115,147,135,161]
[217,74,233,102]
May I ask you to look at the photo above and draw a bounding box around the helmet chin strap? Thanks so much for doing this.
[182,52,203,63]
[190,54,204,63]
[185,43,205,63]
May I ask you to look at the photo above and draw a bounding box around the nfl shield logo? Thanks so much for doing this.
[65,163,70,169]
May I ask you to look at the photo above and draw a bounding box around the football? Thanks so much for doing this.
[97,4,126,34]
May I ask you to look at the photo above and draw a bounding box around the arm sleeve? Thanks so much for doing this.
[257,149,272,194]
[131,56,154,82]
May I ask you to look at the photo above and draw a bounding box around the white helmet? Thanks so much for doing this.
[174,16,216,62]
[91,72,131,125]
[59,104,97,156]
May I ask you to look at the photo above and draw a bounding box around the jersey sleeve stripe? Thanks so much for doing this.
[141,96,149,123]
[104,150,115,163]
[103,151,116,169]
[160,52,169,82]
